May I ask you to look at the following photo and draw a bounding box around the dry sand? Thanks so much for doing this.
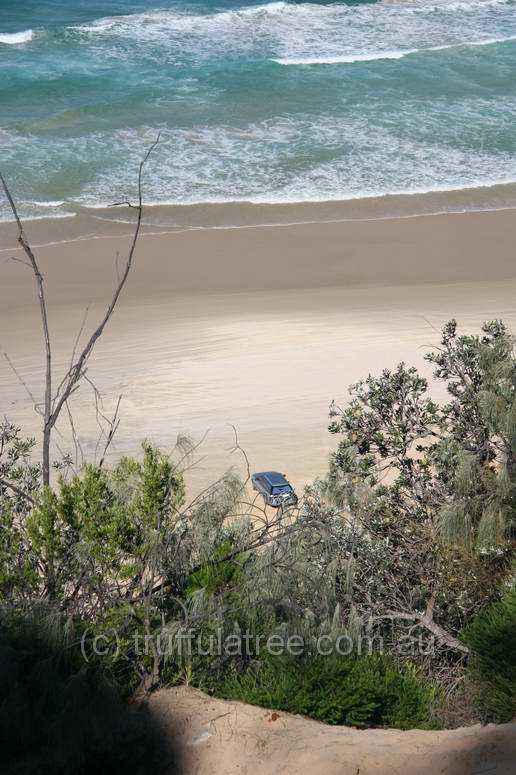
[1,207,516,492]
[152,686,516,775]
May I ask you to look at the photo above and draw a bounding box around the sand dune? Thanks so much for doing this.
[152,686,516,775]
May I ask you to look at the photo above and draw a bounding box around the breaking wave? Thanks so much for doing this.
[0,29,33,45]
[273,33,516,65]
[2,0,516,220]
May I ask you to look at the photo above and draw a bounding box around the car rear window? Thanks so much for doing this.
[272,485,291,495]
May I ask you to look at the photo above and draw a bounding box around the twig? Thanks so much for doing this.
[3,352,43,416]
[227,424,251,484]
[0,133,161,484]
[99,394,122,468]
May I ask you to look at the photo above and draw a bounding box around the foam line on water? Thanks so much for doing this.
[273,34,516,65]
[0,29,33,45]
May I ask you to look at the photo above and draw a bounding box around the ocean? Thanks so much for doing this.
[1,0,516,223]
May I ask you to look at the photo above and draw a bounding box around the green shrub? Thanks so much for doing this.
[463,587,516,723]
[185,540,242,597]
[218,653,438,729]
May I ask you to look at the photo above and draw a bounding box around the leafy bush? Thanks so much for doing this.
[463,586,516,723]
[219,653,438,729]
[185,540,242,597]
[0,608,180,775]
[326,320,516,666]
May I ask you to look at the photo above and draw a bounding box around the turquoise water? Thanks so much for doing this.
[1,0,516,221]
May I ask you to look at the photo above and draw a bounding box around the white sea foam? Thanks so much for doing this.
[399,0,510,12]
[0,211,74,224]
[30,200,66,207]
[73,0,513,37]
[4,94,516,212]
[74,176,516,211]
[43,96,514,212]
[273,51,417,65]
[6,175,516,226]
[0,30,33,45]
[76,0,512,32]
[70,0,516,74]
[273,34,516,65]
[431,34,516,50]
[220,1,291,17]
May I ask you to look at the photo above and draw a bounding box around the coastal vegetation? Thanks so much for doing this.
[1,317,514,753]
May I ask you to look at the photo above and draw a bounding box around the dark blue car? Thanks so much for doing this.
[251,471,298,508]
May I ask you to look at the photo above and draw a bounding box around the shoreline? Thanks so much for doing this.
[2,180,516,240]
[2,208,516,310]
[2,206,516,492]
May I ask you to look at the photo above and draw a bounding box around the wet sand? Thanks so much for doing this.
[1,207,516,492]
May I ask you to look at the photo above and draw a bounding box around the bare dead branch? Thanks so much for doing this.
[98,394,122,468]
[0,133,160,484]
[5,255,32,269]
[1,173,53,484]
[110,200,139,209]
[380,595,469,654]
[227,423,251,485]
[69,306,90,371]
[49,134,161,436]
[65,400,84,469]
[3,352,43,416]
[82,373,111,428]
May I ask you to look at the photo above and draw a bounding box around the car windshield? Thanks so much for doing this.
[272,485,291,495]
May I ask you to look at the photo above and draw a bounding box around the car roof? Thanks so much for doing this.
[254,471,290,486]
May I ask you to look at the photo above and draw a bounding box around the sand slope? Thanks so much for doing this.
[151,686,516,775]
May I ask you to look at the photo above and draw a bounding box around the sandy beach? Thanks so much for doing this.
[1,204,516,493]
